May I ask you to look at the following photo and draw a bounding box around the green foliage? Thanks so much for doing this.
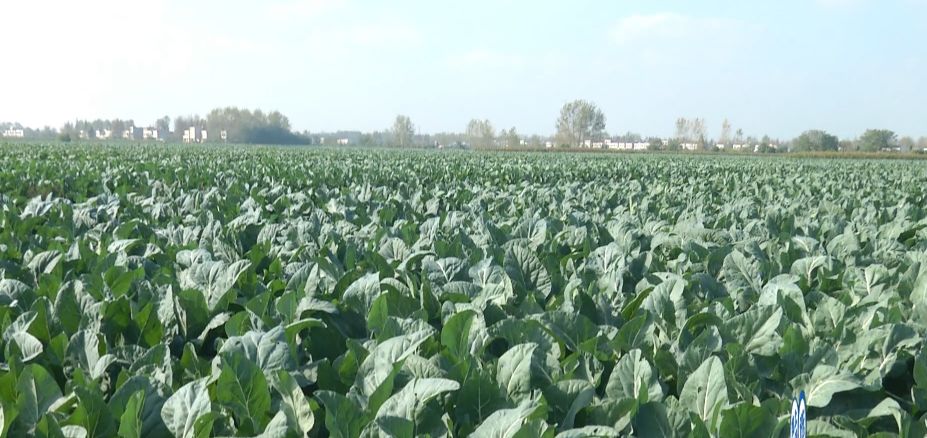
[556,100,606,147]
[204,107,307,145]
[792,129,839,151]
[391,115,415,148]
[858,129,898,152]
[1,143,926,437]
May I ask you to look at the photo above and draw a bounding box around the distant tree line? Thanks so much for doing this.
[374,101,924,154]
[172,108,310,144]
[5,108,310,145]
[790,128,914,152]
[0,122,58,140]
[4,102,927,152]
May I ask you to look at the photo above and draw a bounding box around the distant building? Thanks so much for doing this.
[183,126,207,143]
[95,129,112,140]
[681,143,699,151]
[2,128,24,138]
[123,127,143,140]
[337,138,349,145]
[143,127,167,141]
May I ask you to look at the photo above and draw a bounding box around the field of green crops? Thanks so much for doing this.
[2,143,927,437]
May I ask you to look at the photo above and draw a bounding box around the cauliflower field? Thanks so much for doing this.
[2,144,927,437]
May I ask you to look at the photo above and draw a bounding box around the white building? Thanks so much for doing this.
[183,126,208,143]
[681,143,699,151]
[95,129,112,140]
[143,127,167,141]
[2,128,24,138]
[337,138,349,145]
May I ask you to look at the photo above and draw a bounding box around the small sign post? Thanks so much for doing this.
[790,391,807,438]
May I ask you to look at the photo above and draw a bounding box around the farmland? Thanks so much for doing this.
[1,143,927,437]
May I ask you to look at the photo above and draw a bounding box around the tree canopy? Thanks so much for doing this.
[204,107,305,144]
[466,119,495,148]
[391,115,415,147]
[858,129,897,152]
[791,130,839,152]
[555,100,606,147]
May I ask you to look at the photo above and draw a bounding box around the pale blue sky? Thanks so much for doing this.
[2,0,925,139]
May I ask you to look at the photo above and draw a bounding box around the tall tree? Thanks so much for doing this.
[505,126,520,148]
[527,135,542,148]
[691,118,707,147]
[719,119,732,145]
[917,137,927,151]
[898,136,915,152]
[156,116,171,133]
[466,119,495,148]
[674,118,690,142]
[392,115,415,148]
[111,119,126,138]
[758,135,774,153]
[555,100,606,147]
[792,130,839,152]
[174,115,203,133]
[646,136,664,151]
[858,129,897,152]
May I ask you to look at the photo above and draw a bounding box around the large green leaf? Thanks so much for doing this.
[374,378,459,434]
[794,365,862,408]
[73,385,117,437]
[178,259,251,312]
[496,343,550,402]
[441,309,476,360]
[270,370,314,436]
[722,250,763,308]
[679,356,728,430]
[160,379,214,438]
[632,402,672,437]
[218,326,294,375]
[342,273,382,315]
[13,364,63,435]
[217,353,271,435]
[352,329,431,410]
[470,399,544,438]
[504,244,552,300]
[315,391,366,438]
[541,379,594,430]
[718,402,776,438]
[722,306,783,356]
[605,349,663,403]
[117,390,146,438]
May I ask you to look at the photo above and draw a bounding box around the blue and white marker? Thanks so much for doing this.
[790,391,807,438]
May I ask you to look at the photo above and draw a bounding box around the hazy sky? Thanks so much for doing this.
[2,0,925,139]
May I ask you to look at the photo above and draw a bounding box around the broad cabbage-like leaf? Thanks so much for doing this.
[679,356,728,430]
